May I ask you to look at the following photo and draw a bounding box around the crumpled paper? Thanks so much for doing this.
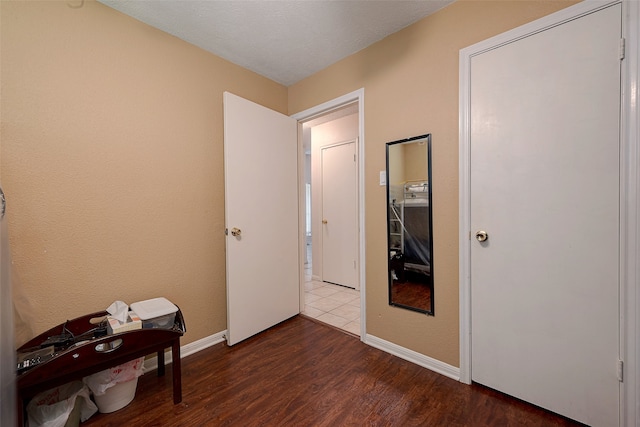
[106,300,129,323]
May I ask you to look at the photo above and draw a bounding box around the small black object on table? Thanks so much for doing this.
[15,309,186,426]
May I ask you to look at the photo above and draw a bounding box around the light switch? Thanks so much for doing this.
[379,171,386,186]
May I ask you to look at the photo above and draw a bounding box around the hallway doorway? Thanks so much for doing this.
[293,89,364,338]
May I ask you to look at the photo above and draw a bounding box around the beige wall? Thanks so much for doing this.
[1,0,287,345]
[289,0,579,366]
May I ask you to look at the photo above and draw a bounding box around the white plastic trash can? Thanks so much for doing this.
[92,377,139,414]
[84,357,145,413]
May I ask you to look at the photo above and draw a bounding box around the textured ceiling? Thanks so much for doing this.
[98,0,455,86]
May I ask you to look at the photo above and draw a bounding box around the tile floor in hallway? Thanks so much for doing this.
[302,264,361,336]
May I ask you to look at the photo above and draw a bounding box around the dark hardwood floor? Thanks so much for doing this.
[83,316,582,426]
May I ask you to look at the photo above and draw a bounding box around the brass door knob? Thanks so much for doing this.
[322,219,328,224]
[231,227,242,237]
[475,230,488,242]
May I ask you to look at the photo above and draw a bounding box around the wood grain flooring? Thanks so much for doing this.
[82,316,582,426]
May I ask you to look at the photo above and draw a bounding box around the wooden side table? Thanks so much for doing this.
[16,309,186,426]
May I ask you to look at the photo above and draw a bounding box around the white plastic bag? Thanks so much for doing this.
[83,357,145,396]
[26,381,98,427]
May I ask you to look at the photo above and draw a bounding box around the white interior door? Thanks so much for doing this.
[223,92,299,346]
[321,141,357,288]
[470,4,621,426]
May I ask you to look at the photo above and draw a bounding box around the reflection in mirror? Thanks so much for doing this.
[386,134,433,314]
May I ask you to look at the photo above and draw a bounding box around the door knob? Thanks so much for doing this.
[231,227,242,237]
[322,219,328,224]
[475,230,488,242]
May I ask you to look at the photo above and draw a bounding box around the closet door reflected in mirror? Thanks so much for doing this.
[386,134,433,314]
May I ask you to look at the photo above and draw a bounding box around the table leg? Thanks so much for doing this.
[171,340,182,404]
[157,350,165,376]
[16,397,24,427]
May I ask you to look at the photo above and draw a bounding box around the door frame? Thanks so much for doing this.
[292,88,366,340]
[458,1,639,424]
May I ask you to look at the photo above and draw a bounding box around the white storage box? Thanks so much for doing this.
[130,297,178,329]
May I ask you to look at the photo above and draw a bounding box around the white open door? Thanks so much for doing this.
[223,92,299,346]
[321,141,358,289]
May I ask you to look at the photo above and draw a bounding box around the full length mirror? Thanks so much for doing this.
[386,134,433,314]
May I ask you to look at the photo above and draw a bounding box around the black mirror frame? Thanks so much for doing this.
[385,134,434,315]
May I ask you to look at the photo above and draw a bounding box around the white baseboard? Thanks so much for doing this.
[143,329,227,372]
[365,334,460,381]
